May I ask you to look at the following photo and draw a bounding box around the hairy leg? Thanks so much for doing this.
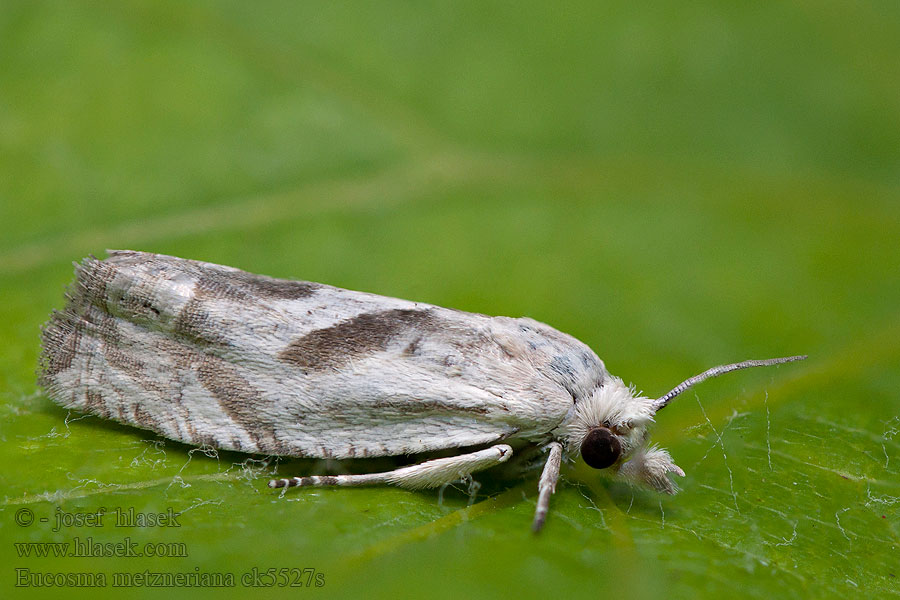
[269,445,513,491]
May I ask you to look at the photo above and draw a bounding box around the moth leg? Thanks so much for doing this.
[268,444,513,491]
[617,444,685,494]
[531,441,563,533]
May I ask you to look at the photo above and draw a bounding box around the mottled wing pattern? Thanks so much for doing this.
[40,251,602,458]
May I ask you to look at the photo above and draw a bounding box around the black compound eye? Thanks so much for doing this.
[580,427,622,469]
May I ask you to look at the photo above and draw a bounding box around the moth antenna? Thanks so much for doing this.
[651,355,807,411]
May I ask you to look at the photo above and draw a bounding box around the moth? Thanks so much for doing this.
[39,251,805,531]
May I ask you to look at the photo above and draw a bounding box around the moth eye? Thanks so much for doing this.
[580,427,622,470]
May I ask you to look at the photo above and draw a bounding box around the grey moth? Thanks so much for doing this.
[39,251,805,531]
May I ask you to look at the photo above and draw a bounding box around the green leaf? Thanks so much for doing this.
[1,2,898,599]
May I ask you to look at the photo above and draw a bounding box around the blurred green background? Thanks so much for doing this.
[1,2,898,599]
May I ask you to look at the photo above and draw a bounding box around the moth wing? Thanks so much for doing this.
[40,252,603,458]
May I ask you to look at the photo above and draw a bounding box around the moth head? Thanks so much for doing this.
[567,355,808,469]
[567,377,655,469]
